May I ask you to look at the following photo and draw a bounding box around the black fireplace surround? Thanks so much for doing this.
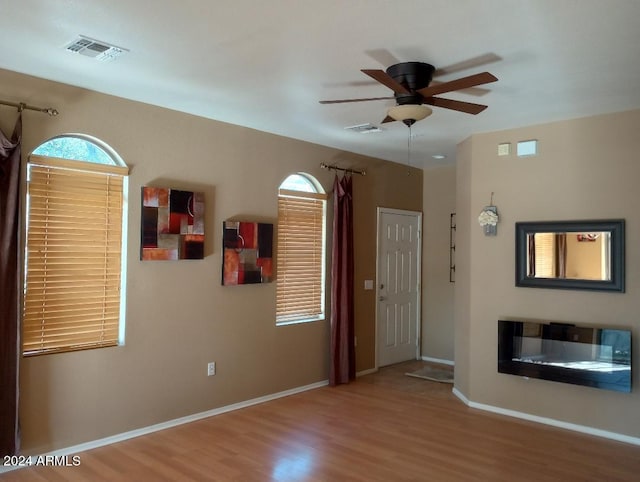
[498,320,631,393]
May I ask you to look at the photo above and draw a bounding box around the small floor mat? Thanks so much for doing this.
[405,366,454,383]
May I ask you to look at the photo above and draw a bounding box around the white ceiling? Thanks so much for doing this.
[2,0,640,168]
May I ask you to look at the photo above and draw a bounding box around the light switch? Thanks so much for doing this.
[364,279,374,290]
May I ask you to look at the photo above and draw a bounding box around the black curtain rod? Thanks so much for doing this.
[0,99,59,116]
[320,162,366,176]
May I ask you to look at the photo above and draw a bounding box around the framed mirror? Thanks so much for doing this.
[515,220,625,292]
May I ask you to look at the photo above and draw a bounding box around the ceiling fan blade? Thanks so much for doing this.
[417,72,497,98]
[423,97,488,115]
[429,80,490,97]
[433,53,502,77]
[361,69,410,94]
[364,48,401,68]
[323,80,380,88]
[319,96,395,104]
[381,115,396,124]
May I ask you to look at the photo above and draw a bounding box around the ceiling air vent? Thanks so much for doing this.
[344,123,382,134]
[65,35,129,62]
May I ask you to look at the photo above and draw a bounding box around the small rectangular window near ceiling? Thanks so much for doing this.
[23,156,128,356]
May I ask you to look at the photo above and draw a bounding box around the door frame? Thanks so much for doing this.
[375,207,422,369]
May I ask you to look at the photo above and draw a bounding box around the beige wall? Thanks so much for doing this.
[455,109,640,437]
[453,137,473,395]
[422,165,455,361]
[353,166,423,372]
[1,68,421,454]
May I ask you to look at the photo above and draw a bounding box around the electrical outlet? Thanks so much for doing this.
[207,362,216,376]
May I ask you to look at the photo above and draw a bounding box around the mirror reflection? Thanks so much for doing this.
[516,220,624,292]
[526,231,611,281]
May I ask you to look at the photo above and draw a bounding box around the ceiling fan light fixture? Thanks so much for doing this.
[387,104,433,126]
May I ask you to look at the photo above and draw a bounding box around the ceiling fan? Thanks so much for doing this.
[319,62,498,126]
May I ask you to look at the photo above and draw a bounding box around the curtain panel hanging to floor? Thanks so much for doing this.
[0,113,21,456]
[329,175,355,385]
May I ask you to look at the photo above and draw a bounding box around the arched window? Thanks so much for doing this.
[276,173,326,325]
[279,173,318,193]
[23,135,128,355]
[32,135,119,165]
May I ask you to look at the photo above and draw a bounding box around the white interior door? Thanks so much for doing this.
[376,208,421,367]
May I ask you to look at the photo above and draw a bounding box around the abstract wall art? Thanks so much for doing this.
[222,221,273,285]
[141,186,205,260]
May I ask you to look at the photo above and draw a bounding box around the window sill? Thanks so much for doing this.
[276,316,325,327]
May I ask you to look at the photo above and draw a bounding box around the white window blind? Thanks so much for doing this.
[23,156,128,356]
[276,189,326,324]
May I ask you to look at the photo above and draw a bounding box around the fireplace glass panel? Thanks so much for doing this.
[498,320,631,392]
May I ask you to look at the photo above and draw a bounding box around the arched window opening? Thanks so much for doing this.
[23,135,128,355]
[276,173,326,325]
[32,135,119,165]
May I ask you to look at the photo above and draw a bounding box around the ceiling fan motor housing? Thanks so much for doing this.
[386,62,435,105]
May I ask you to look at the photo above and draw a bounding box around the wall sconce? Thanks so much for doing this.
[478,192,499,236]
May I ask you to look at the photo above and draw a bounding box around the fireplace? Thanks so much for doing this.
[498,320,631,392]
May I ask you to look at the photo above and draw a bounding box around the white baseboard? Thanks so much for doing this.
[452,387,640,447]
[356,367,378,377]
[0,380,329,474]
[421,356,455,366]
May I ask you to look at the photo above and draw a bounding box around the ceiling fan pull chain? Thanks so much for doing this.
[407,124,412,168]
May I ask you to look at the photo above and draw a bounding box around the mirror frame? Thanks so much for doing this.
[515,219,625,292]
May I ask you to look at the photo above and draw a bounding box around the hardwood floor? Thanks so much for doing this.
[3,360,640,481]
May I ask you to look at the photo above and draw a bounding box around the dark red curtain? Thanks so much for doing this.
[330,175,355,385]
[555,233,567,279]
[527,234,536,277]
[0,113,21,456]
